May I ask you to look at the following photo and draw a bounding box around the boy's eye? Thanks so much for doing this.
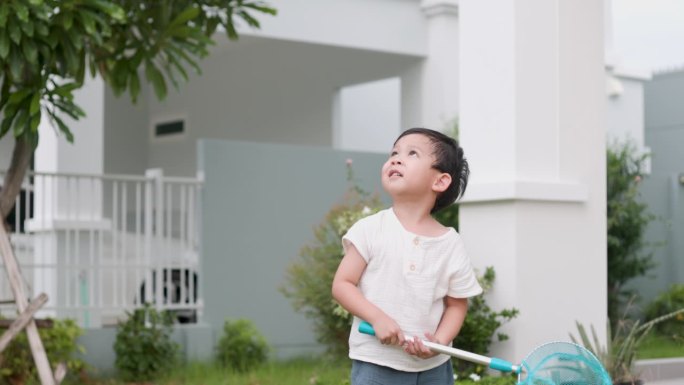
[408,150,418,156]
[390,151,398,156]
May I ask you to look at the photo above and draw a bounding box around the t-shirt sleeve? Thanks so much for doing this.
[447,237,483,298]
[342,216,372,263]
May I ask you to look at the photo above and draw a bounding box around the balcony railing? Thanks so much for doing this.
[0,169,203,328]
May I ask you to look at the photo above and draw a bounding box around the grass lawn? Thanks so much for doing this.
[637,334,684,359]
[159,358,351,385]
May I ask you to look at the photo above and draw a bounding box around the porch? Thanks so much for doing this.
[0,169,203,329]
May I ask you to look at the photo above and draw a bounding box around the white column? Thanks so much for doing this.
[33,76,105,224]
[459,0,607,362]
[31,76,107,319]
[402,0,461,131]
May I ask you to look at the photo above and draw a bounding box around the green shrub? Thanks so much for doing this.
[216,319,270,372]
[607,141,655,324]
[452,267,518,379]
[113,305,178,382]
[645,284,684,338]
[0,318,85,385]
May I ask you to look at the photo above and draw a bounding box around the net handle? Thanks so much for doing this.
[358,321,521,373]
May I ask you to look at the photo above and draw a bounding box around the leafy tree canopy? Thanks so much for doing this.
[0,0,275,218]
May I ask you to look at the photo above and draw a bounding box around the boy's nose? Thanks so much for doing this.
[391,158,402,165]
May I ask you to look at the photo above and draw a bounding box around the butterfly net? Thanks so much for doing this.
[517,341,612,385]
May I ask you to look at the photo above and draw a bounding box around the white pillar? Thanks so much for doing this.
[34,76,105,222]
[402,0,461,131]
[459,0,607,362]
[30,76,106,320]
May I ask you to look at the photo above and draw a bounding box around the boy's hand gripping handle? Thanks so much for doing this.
[358,321,520,374]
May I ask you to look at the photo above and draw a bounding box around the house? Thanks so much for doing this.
[631,69,684,306]
[1,0,611,371]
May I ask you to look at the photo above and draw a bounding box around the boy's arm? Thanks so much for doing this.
[332,243,405,346]
[434,296,468,345]
[404,296,468,358]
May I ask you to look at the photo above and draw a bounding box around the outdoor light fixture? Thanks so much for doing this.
[679,173,684,185]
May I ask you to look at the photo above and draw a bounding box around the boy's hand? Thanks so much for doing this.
[372,317,405,346]
[403,332,439,359]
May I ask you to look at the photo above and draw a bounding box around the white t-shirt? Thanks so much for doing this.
[342,208,483,372]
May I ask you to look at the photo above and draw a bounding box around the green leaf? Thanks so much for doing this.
[22,39,38,64]
[8,17,22,45]
[13,109,28,137]
[169,6,200,29]
[52,82,80,99]
[205,17,220,36]
[9,89,32,104]
[145,60,167,100]
[9,49,24,80]
[224,15,239,40]
[168,44,202,75]
[238,10,261,28]
[50,112,74,142]
[242,3,278,16]
[30,113,40,133]
[0,29,10,59]
[0,5,9,28]
[34,22,49,37]
[19,20,34,37]
[83,0,125,21]
[166,50,188,82]
[0,113,14,138]
[29,92,41,115]
[62,11,73,31]
[67,27,84,51]
[78,9,97,35]
[12,3,29,23]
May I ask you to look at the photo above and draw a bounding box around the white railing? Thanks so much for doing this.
[0,169,203,328]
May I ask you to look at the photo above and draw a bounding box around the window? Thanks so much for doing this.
[154,120,185,137]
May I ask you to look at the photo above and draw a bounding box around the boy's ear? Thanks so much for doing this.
[432,173,452,193]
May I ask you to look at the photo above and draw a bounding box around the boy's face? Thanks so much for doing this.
[381,133,446,199]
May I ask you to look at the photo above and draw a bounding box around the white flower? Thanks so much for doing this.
[361,206,371,215]
[469,373,481,382]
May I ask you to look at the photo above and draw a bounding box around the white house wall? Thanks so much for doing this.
[104,81,149,176]
[0,135,14,171]
[606,74,649,149]
[114,36,422,177]
[241,0,427,56]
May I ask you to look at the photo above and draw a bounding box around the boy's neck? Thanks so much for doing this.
[391,200,443,235]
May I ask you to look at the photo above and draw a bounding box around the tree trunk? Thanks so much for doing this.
[0,136,35,221]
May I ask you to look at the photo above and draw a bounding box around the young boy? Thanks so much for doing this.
[332,128,483,385]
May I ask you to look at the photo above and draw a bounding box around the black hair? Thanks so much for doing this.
[395,127,470,213]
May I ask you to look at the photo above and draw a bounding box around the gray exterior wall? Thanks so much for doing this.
[633,70,684,305]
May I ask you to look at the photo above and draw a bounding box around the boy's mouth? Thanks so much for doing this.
[388,170,403,178]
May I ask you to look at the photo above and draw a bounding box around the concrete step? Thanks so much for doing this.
[635,357,684,383]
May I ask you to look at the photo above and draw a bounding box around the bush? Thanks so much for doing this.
[453,267,518,379]
[645,284,684,338]
[113,305,178,382]
[607,141,655,324]
[216,319,270,372]
[0,318,85,385]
